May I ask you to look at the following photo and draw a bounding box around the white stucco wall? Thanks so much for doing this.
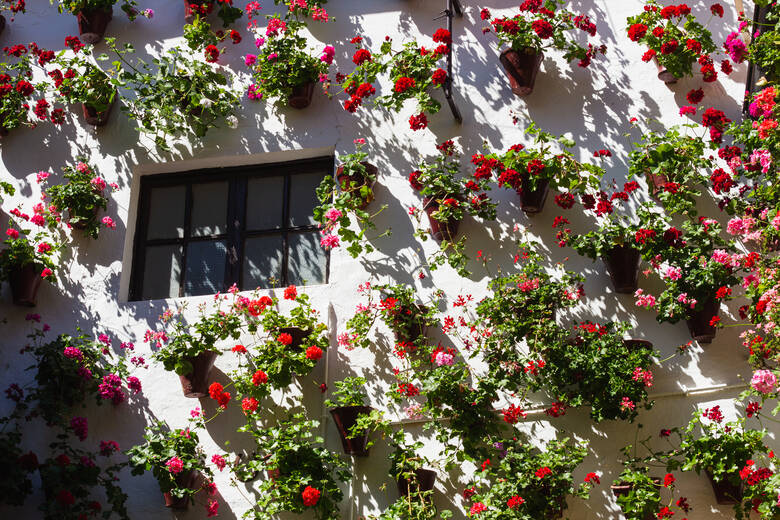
[0,0,769,518]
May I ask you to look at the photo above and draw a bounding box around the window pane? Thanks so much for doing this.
[147,186,185,239]
[184,241,227,297]
[141,245,182,300]
[191,181,228,237]
[247,176,284,230]
[288,231,326,286]
[289,171,324,227]
[242,235,283,289]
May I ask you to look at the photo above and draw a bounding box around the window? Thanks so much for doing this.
[129,157,332,301]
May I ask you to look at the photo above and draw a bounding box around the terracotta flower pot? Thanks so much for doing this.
[336,163,377,211]
[706,469,742,505]
[392,307,428,346]
[653,57,677,84]
[288,82,315,109]
[279,326,311,349]
[179,351,219,398]
[9,263,43,307]
[422,196,460,242]
[330,406,373,456]
[76,8,112,44]
[645,172,669,201]
[163,470,200,509]
[686,299,719,344]
[396,468,436,496]
[68,206,100,230]
[611,479,661,520]
[499,48,544,96]
[604,246,642,294]
[517,176,550,214]
[82,94,116,126]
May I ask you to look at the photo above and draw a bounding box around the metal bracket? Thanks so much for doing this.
[440,0,463,124]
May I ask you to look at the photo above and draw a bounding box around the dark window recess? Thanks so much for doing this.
[129,157,332,301]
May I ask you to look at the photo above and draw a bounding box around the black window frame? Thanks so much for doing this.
[129,156,333,301]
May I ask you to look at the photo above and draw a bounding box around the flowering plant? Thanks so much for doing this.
[343,282,439,351]
[43,160,116,239]
[39,435,130,520]
[628,125,714,215]
[324,376,367,409]
[126,418,218,513]
[271,0,329,21]
[475,123,604,196]
[340,28,451,130]
[0,210,60,284]
[632,214,741,325]
[473,246,583,395]
[107,40,239,151]
[668,408,767,496]
[0,0,25,15]
[232,287,328,393]
[747,5,780,84]
[522,321,656,422]
[314,139,386,258]
[0,44,57,133]
[736,455,780,520]
[562,199,650,260]
[26,330,134,426]
[245,413,351,520]
[465,436,594,519]
[0,427,35,507]
[244,14,332,106]
[150,295,243,376]
[410,140,496,276]
[51,0,138,16]
[741,264,780,369]
[611,465,664,520]
[626,1,719,80]
[49,39,117,118]
[481,0,606,68]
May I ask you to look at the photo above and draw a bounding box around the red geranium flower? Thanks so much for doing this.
[302,486,321,506]
[278,333,293,345]
[305,346,323,360]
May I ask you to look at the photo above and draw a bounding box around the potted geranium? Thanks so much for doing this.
[562,197,651,294]
[626,1,718,83]
[270,0,329,21]
[465,437,595,519]
[43,160,116,239]
[611,466,663,520]
[0,428,35,507]
[183,0,242,25]
[324,377,373,457]
[27,330,133,426]
[670,407,767,505]
[343,282,439,350]
[474,245,584,395]
[627,125,714,215]
[409,140,496,276]
[50,40,118,126]
[237,286,328,390]
[387,431,437,498]
[39,435,130,519]
[475,124,604,214]
[126,418,217,512]
[0,0,25,34]
[520,321,656,422]
[0,213,60,306]
[632,213,740,343]
[51,0,143,44]
[246,413,351,520]
[481,2,606,96]
[107,40,240,151]
[0,44,54,136]
[314,138,387,258]
[244,12,332,109]
[340,27,452,130]
[747,7,780,85]
[150,294,244,397]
